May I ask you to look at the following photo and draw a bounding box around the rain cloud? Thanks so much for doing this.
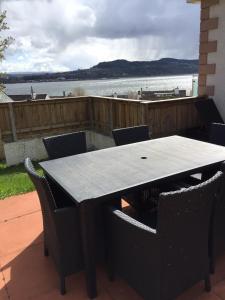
[1,0,200,72]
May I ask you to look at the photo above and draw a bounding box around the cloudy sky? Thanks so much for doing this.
[1,0,200,73]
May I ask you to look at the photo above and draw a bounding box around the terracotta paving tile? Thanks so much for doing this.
[212,255,225,285]
[0,211,43,257]
[1,193,225,299]
[102,278,142,300]
[98,267,141,300]
[0,269,9,300]
[33,269,113,300]
[177,282,206,300]
[0,242,112,300]
[0,191,40,223]
[121,199,129,208]
[31,288,112,300]
[0,286,8,299]
[0,242,60,299]
[213,279,225,299]
[197,293,222,300]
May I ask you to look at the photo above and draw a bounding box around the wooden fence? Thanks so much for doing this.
[0,97,90,142]
[90,96,201,137]
[0,96,202,159]
[91,97,144,134]
[143,97,201,138]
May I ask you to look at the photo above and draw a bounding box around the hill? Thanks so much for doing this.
[3,58,199,83]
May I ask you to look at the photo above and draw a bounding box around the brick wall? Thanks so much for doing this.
[199,0,219,96]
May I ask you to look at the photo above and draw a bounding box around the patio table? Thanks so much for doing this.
[40,135,225,299]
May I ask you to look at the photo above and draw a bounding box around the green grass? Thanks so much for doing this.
[0,161,43,200]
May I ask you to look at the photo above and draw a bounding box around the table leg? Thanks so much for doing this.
[80,202,97,299]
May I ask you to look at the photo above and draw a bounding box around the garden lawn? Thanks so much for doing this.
[0,161,43,199]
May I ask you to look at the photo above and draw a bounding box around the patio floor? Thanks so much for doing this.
[1,193,225,299]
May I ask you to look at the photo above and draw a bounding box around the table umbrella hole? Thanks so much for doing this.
[141,156,148,159]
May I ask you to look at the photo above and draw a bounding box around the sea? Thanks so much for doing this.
[5,74,198,97]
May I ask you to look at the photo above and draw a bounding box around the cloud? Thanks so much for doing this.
[1,0,200,72]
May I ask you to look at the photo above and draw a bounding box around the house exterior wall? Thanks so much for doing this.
[198,0,219,97]
[197,0,225,121]
[207,0,225,119]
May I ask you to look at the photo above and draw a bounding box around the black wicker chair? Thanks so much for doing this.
[112,125,153,211]
[112,125,150,146]
[209,161,225,273]
[175,123,225,187]
[200,123,225,181]
[43,131,87,160]
[191,123,225,183]
[209,123,225,146]
[107,171,223,300]
[24,158,83,295]
[195,98,224,129]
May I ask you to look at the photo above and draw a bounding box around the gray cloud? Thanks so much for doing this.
[92,0,200,40]
[1,0,200,72]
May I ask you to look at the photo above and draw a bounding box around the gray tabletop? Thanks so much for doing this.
[40,135,225,203]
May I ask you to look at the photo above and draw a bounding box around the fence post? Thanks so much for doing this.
[109,99,113,134]
[0,129,5,160]
[89,97,94,131]
[8,102,17,142]
[140,101,147,124]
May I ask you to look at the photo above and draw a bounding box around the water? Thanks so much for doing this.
[5,74,198,97]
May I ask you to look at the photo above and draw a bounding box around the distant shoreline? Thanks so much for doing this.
[3,58,199,85]
[5,74,196,98]
[5,73,198,85]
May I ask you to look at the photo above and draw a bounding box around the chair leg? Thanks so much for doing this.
[107,259,115,282]
[44,243,49,257]
[208,220,215,274]
[205,275,211,292]
[210,257,215,274]
[60,275,66,295]
[103,204,116,282]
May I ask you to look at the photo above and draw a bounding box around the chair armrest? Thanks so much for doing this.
[107,206,160,283]
[112,207,157,235]
[54,205,77,216]
[108,207,159,254]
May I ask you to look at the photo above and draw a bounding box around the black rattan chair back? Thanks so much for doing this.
[24,158,59,254]
[208,125,225,262]
[112,125,150,146]
[209,161,225,271]
[195,98,224,126]
[112,125,151,210]
[157,172,223,299]
[43,131,87,160]
[209,123,225,146]
[24,157,56,213]
[107,171,223,300]
[24,158,83,295]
